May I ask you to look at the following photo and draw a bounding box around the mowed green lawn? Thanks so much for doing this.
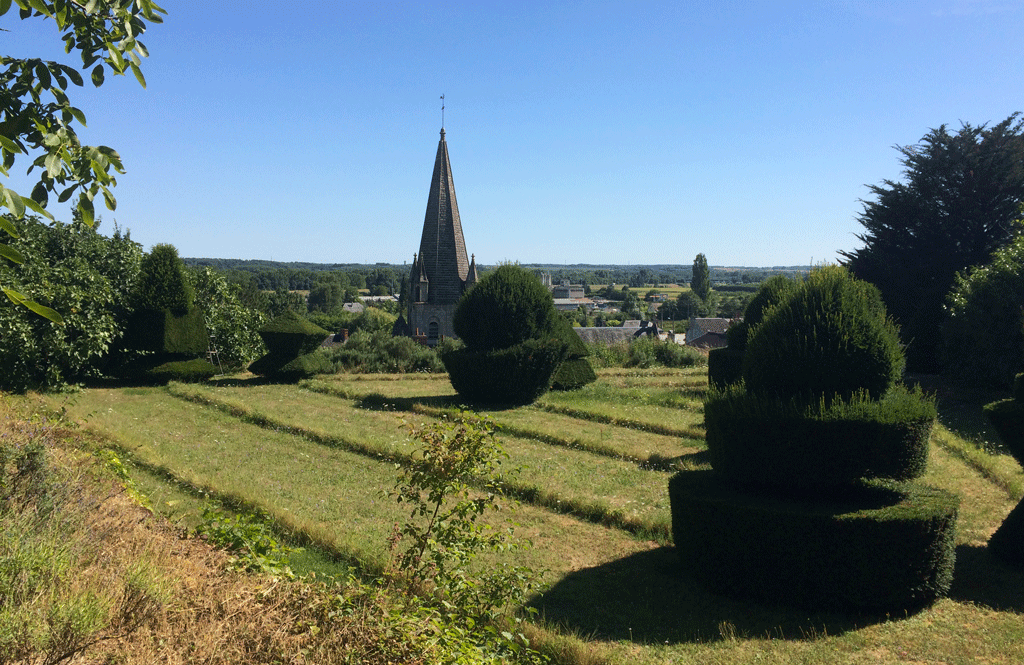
[58,368,1024,664]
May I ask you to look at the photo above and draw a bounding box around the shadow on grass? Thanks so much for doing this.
[533,540,1024,645]
[906,373,1010,450]
[354,393,468,412]
[949,543,1024,612]
[529,546,887,645]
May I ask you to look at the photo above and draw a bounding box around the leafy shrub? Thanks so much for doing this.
[704,384,935,492]
[943,235,1024,389]
[187,267,268,369]
[443,338,569,405]
[743,265,904,403]
[453,264,559,352]
[0,216,142,392]
[323,330,444,373]
[307,306,397,336]
[195,506,299,577]
[389,414,545,661]
[584,339,707,369]
[669,471,958,611]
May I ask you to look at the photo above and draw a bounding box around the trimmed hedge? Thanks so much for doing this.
[248,350,333,380]
[704,384,934,492]
[669,470,959,612]
[984,373,1024,566]
[707,347,743,388]
[442,338,569,405]
[124,307,208,356]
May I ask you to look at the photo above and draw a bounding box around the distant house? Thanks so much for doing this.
[687,317,739,344]
[687,331,729,350]
[553,297,594,312]
[343,302,365,314]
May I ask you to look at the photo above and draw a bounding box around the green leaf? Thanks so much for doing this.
[30,181,48,205]
[4,288,65,323]
[106,43,125,73]
[57,185,77,203]
[0,135,20,154]
[78,194,94,227]
[0,214,18,238]
[23,196,53,220]
[68,106,87,126]
[3,186,26,218]
[101,185,116,211]
[91,64,104,87]
[129,62,146,88]
[26,0,50,17]
[0,0,12,16]
[44,151,61,178]
[60,64,83,87]
[0,242,25,264]
[34,61,51,89]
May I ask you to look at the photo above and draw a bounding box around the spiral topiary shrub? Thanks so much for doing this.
[671,266,957,612]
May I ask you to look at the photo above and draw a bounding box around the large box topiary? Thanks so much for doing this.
[124,307,208,356]
[248,312,330,382]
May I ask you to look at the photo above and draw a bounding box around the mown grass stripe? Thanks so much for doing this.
[167,383,673,543]
[534,402,706,439]
[302,378,703,466]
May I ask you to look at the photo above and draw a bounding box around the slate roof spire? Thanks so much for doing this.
[414,127,470,305]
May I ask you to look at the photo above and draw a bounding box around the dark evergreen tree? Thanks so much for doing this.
[691,253,711,303]
[840,114,1024,372]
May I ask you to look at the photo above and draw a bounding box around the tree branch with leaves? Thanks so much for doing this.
[0,0,165,321]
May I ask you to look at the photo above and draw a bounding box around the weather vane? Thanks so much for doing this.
[441,94,445,128]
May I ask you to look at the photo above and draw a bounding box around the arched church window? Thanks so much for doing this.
[428,321,439,342]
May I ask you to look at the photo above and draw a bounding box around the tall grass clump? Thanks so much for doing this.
[0,403,166,664]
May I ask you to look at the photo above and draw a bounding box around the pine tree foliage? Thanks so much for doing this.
[840,114,1024,371]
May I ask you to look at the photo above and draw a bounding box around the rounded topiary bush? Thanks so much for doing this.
[445,264,577,403]
[743,265,903,402]
[453,264,560,352]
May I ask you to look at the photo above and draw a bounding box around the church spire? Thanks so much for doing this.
[415,127,470,304]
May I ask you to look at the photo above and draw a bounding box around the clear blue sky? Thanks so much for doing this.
[4,1,1022,267]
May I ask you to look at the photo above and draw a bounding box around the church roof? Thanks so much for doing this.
[415,128,470,305]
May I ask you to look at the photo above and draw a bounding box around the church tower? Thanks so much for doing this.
[407,128,473,345]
